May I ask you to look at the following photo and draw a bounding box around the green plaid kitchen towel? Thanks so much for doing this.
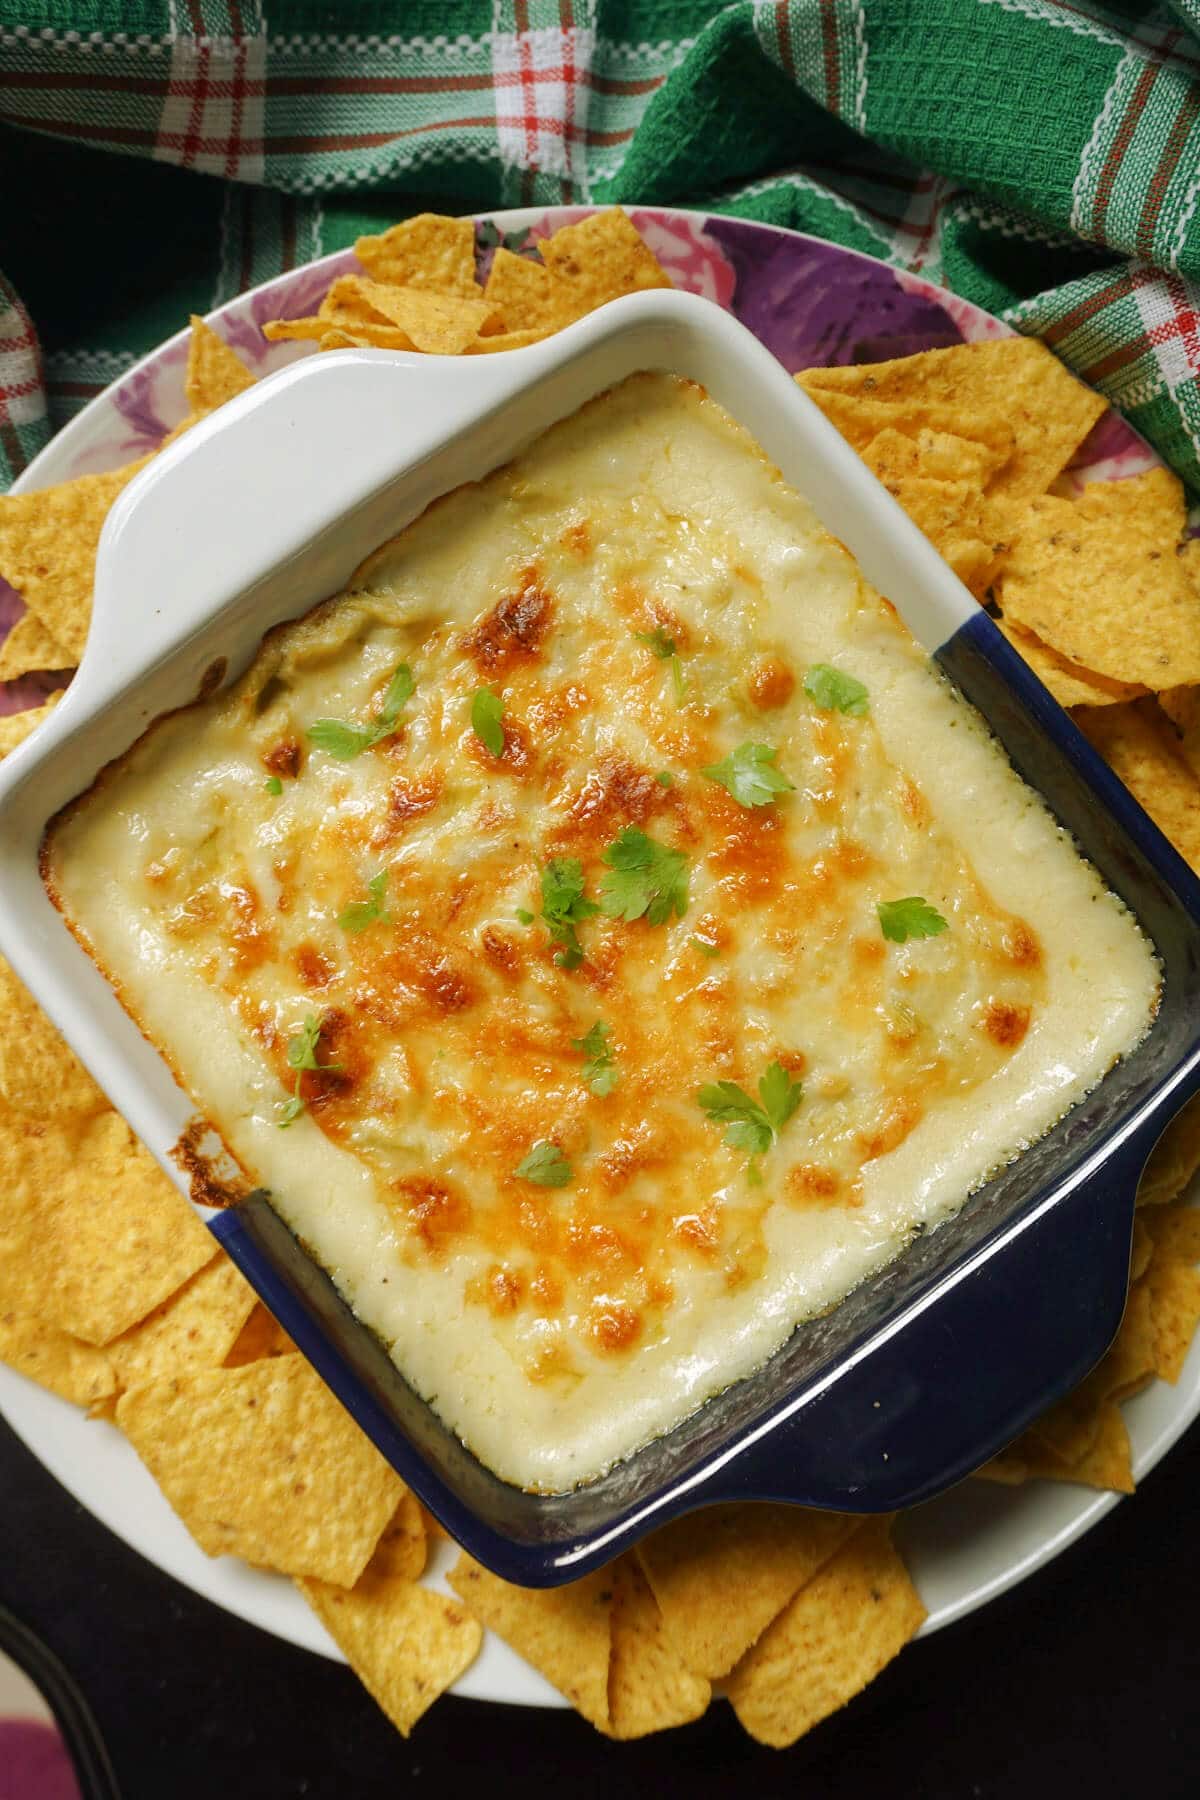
[3,0,1200,494]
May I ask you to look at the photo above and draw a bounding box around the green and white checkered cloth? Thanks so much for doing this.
[3,1,1200,496]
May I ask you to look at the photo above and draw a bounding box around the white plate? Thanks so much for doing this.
[1,206,1197,1708]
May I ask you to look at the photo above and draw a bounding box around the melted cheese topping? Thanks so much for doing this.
[46,374,1159,1491]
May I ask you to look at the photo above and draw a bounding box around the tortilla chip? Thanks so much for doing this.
[862,424,1012,489]
[1159,680,1200,783]
[635,1503,857,1680]
[0,611,72,681]
[184,317,255,414]
[536,209,673,315]
[117,1354,403,1583]
[483,247,577,335]
[315,326,418,353]
[607,1556,710,1739]
[465,327,547,354]
[0,1103,214,1344]
[355,213,479,297]
[0,955,107,1119]
[1075,699,1200,872]
[0,694,61,758]
[448,1552,615,1731]
[1138,1093,1200,1205]
[799,382,1020,475]
[999,471,1200,689]
[725,1519,925,1749]
[0,1308,116,1408]
[0,457,151,661]
[864,464,998,594]
[342,280,498,355]
[1145,1256,1200,1381]
[1131,1217,1154,1281]
[978,1400,1134,1492]
[104,1253,257,1400]
[997,617,1148,709]
[800,337,1106,499]
[223,1301,297,1367]
[1029,1282,1156,1464]
[1142,1200,1200,1264]
[300,1546,479,1739]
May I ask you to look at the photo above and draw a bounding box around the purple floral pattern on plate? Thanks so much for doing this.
[0,207,1162,722]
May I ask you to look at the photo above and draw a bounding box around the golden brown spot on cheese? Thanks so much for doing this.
[467,712,533,777]
[557,752,663,851]
[788,1163,843,1203]
[221,880,274,974]
[294,943,335,990]
[480,925,522,978]
[749,657,795,711]
[480,1263,525,1315]
[708,798,786,902]
[395,1175,472,1255]
[899,777,929,827]
[526,681,591,741]
[674,1207,721,1258]
[857,1095,924,1162]
[262,737,302,779]
[588,1300,642,1354]
[982,999,1032,1049]
[1004,921,1042,968]
[559,519,591,558]
[372,770,443,847]
[462,567,555,673]
[530,1264,564,1313]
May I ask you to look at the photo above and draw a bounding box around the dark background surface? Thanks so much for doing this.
[2,1415,1198,1800]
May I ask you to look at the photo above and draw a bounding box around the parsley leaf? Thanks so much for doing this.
[278,1013,343,1129]
[471,687,505,757]
[804,664,869,717]
[338,869,390,935]
[515,906,535,925]
[655,770,674,788]
[702,742,794,809]
[514,1141,572,1187]
[634,626,677,659]
[264,775,283,796]
[307,659,415,760]
[599,827,689,926]
[877,897,949,943]
[540,857,599,969]
[571,1021,619,1096]
[697,1060,803,1162]
[691,935,720,958]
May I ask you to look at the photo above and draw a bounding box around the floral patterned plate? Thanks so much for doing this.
[0,209,1194,1713]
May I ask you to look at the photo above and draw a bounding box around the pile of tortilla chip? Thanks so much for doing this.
[2,213,1200,1750]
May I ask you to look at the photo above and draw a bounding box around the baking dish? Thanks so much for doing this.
[1,290,1198,1586]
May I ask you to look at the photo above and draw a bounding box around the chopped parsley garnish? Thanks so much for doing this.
[804,664,869,717]
[634,626,677,659]
[471,686,505,757]
[877,897,949,943]
[264,775,283,796]
[599,827,689,925]
[540,857,599,969]
[697,1060,803,1164]
[514,1141,572,1187]
[655,770,674,788]
[307,660,414,760]
[702,741,794,809]
[634,627,687,705]
[515,906,535,925]
[691,935,720,958]
[277,1012,343,1129]
[337,869,390,935]
[571,1021,619,1096]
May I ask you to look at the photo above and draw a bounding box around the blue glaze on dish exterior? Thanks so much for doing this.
[209,601,1200,1587]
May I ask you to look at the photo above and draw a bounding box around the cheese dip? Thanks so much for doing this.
[45,373,1160,1491]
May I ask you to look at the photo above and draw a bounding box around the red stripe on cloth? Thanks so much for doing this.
[1091,60,1159,240]
[1,66,662,100]
[178,38,211,172]
[1040,270,1135,345]
[821,0,841,114]
[1135,75,1199,260]
[226,37,247,180]
[776,1,795,81]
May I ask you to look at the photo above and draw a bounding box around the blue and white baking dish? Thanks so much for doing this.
[1,291,1198,1586]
